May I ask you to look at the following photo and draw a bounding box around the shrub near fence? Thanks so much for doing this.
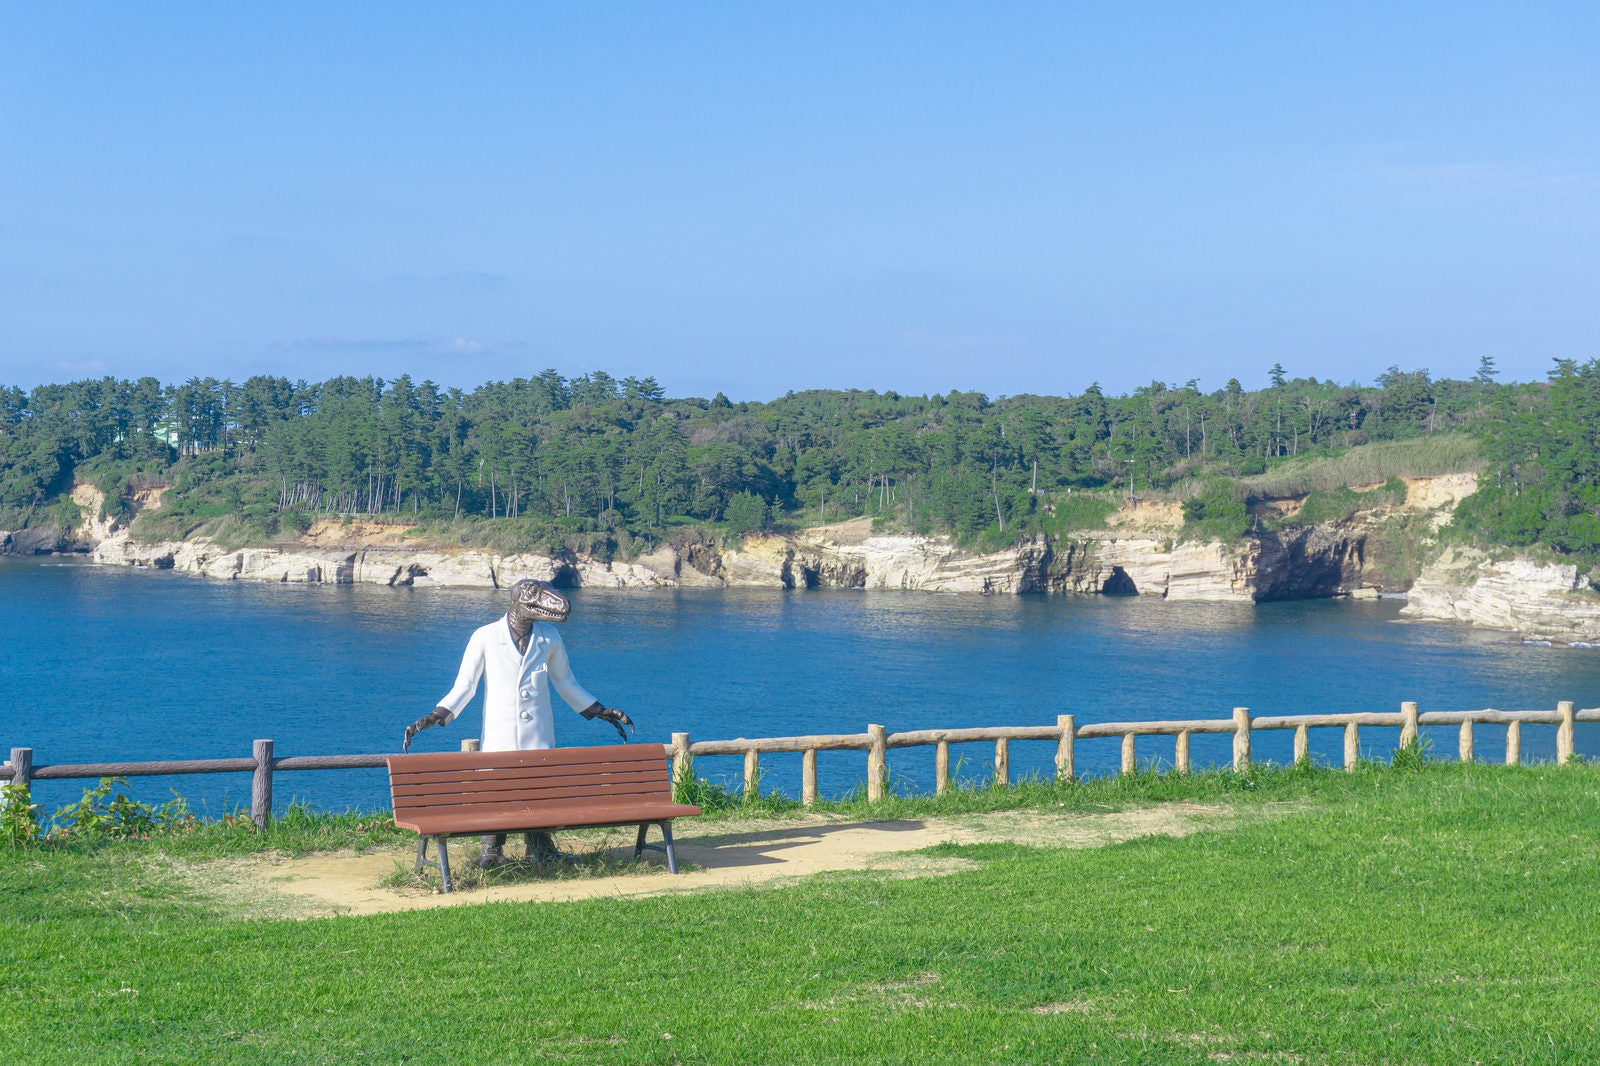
[3,701,1591,829]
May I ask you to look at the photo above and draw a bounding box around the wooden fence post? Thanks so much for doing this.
[671,732,691,792]
[1557,701,1575,764]
[1505,721,1522,766]
[1175,731,1191,774]
[802,749,818,808]
[461,738,481,752]
[994,738,1010,787]
[867,724,888,802]
[744,749,760,801]
[1232,708,1251,773]
[1120,734,1136,776]
[7,747,32,789]
[1400,701,1419,750]
[935,741,950,795]
[250,739,273,830]
[1056,715,1075,783]
[1459,720,1474,763]
[1343,721,1360,772]
[1293,724,1309,765]
[3,748,33,815]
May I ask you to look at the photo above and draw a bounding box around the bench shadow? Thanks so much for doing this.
[452,820,937,885]
[667,819,932,872]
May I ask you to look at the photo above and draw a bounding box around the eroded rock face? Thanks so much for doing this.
[1253,524,1368,601]
[725,529,1260,600]
[1085,537,1257,601]
[81,519,1379,602]
[1401,547,1600,643]
[719,535,795,588]
[90,532,682,590]
[793,531,1044,594]
[1,527,76,556]
[75,470,1600,642]
[73,472,1468,610]
[2,483,103,556]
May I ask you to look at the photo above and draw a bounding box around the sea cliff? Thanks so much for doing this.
[14,473,1600,644]
[1400,546,1600,644]
[48,477,1460,604]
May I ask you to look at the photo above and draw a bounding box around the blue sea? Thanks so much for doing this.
[4,557,1599,816]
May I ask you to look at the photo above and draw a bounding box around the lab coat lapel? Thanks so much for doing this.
[498,617,528,669]
[503,617,544,670]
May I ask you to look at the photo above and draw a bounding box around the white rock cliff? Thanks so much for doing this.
[80,510,1348,603]
[1401,547,1600,644]
[56,471,1600,642]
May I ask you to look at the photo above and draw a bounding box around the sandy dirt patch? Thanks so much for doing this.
[71,482,169,539]
[1404,471,1478,512]
[131,485,169,509]
[1105,498,1184,532]
[1248,496,1305,523]
[301,518,421,547]
[71,484,116,541]
[184,802,1267,919]
[797,516,876,546]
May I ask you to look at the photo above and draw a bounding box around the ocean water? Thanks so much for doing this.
[4,557,1599,816]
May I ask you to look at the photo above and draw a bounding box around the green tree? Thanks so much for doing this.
[724,491,769,535]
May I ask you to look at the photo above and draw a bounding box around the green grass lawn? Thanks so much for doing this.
[3,761,1598,1064]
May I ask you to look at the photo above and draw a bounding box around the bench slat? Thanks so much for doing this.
[394,779,673,810]
[392,767,664,799]
[389,760,666,781]
[393,765,668,787]
[396,799,703,837]
[391,744,669,774]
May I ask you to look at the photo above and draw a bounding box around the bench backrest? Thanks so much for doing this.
[387,743,674,822]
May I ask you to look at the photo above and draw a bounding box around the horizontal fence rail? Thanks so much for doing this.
[4,702,1595,824]
[0,742,395,830]
[669,701,1596,806]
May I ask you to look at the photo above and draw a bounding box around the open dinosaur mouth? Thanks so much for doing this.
[513,579,570,622]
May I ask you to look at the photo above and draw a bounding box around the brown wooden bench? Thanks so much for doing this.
[386,743,701,893]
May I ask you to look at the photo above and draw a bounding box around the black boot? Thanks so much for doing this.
[476,833,510,868]
[524,831,560,862]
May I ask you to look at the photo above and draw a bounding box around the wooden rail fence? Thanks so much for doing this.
[671,701,1594,804]
[3,702,1593,826]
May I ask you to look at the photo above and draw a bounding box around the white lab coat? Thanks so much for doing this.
[436,618,599,751]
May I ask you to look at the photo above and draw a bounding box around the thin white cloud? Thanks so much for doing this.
[267,336,495,358]
[436,337,486,356]
[53,358,108,376]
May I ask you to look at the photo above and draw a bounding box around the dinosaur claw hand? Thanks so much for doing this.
[403,709,450,753]
[583,703,634,742]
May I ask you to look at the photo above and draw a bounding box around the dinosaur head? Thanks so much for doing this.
[508,578,570,625]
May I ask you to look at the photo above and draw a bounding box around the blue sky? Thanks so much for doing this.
[1,3,1595,399]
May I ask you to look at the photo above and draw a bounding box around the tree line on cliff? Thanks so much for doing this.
[0,356,1584,558]
[1451,358,1600,559]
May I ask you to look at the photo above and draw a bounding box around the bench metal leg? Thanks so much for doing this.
[435,836,453,893]
[632,822,681,873]
[415,835,429,875]
[661,821,679,875]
